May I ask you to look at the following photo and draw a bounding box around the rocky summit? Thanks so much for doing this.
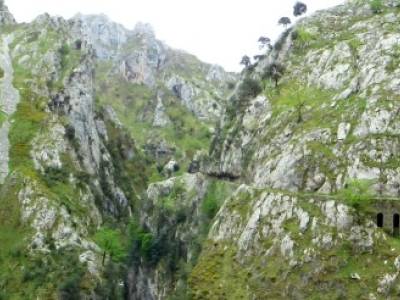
[1,0,400,299]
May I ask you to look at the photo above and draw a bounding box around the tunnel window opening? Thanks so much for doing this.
[394,214,400,237]
[377,213,384,228]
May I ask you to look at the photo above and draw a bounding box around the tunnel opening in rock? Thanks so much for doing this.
[393,213,399,236]
[377,213,383,228]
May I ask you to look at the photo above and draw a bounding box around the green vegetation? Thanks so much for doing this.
[190,188,400,299]
[9,96,46,176]
[0,67,4,79]
[262,62,285,88]
[201,180,231,220]
[102,118,149,208]
[370,0,383,13]
[0,24,101,299]
[94,227,126,265]
[128,219,160,265]
[240,55,251,69]
[337,179,374,209]
[0,111,6,127]
[292,27,315,48]
[237,77,262,103]
[385,44,400,73]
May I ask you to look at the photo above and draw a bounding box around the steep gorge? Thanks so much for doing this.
[1,0,400,299]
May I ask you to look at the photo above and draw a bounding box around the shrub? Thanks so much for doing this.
[202,193,219,219]
[64,124,75,141]
[338,179,374,209]
[292,28,315,47]
[43,166,69,186]
[370,0,383,13]
[0,67,4,79]
[128,220,157,263]
[201,181,227,220]
[58,272,82,300]
[237,77,262,101]
[227,81,236,90]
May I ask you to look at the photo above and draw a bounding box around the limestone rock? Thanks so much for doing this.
[337,122,351,140]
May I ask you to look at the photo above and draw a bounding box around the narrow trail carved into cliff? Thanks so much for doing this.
[0,34,20,183]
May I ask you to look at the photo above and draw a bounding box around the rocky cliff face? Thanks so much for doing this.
[189,0,400,298]
[0,10,150,298]
[0,2,234,299]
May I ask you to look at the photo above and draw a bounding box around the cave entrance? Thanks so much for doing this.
[394,213,400,237]
[377,213,384,228]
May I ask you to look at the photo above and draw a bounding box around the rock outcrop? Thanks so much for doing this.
[0,34,20,184]
[0,0,15,26]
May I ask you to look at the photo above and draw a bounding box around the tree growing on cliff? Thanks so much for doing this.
[240,55,251,68]
[262,62,285,88]
[293,2,307,17]
[95,227,125,266]
[238,77,262,102]
[278,17,291,28]
[258,36,271,50]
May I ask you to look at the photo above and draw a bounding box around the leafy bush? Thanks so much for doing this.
[370,0,383,13]
[58,272,83,300]
[338,179,374,209]
[237,77,262,101]
[128,220,157,263]
[43,166,69,185]
[0,67,4,79]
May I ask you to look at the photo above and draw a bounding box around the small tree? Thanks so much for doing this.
[293,2,307,17]
[262,63,285,88]
[278,17,291,28]
[258,36,271,50]
[95,227,125,266]
[240,55,251,68]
